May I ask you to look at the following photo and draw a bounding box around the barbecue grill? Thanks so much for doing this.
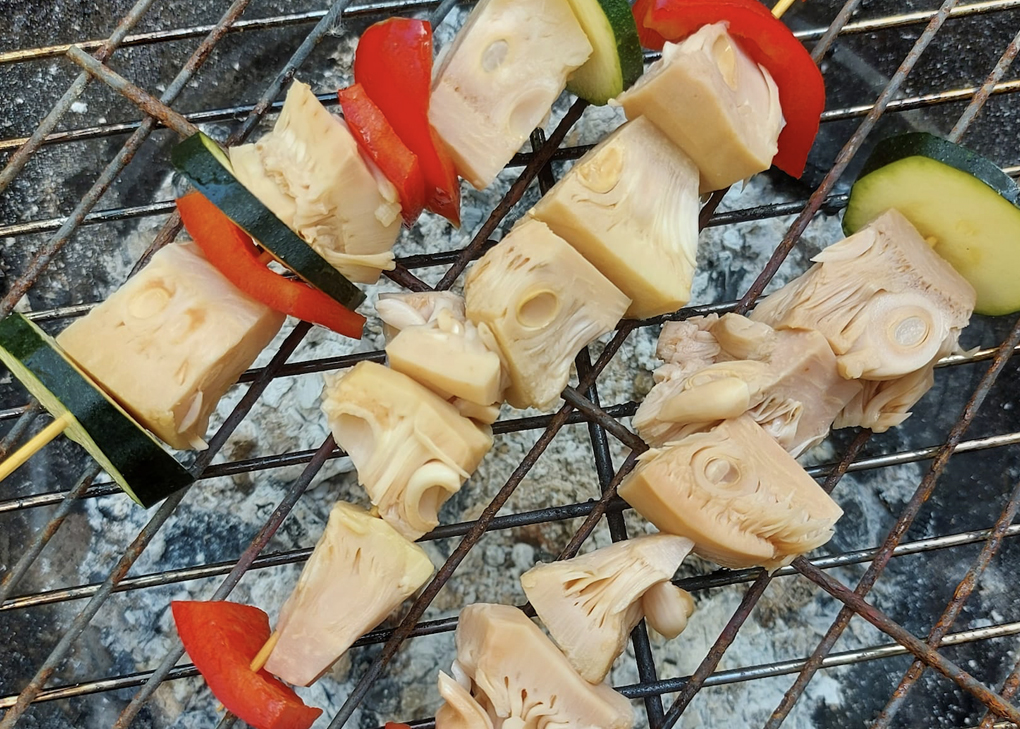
[2,0,1020,727]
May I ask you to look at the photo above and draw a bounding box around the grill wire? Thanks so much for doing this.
[2,0,1020,727]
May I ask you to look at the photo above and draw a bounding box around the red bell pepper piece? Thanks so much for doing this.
[176,191,365,339]
[354,18,461,226]
[384,724,412,729]
[171,601,322,729]
[339,83,426,226]
[633,0,771,47]
[634,0,824,179]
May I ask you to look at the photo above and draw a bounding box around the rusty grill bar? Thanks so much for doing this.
[2,0,1020,728]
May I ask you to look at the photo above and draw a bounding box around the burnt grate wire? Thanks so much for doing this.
[2,0,1020,727]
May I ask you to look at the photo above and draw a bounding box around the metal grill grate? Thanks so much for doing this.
[2,0,1020,727]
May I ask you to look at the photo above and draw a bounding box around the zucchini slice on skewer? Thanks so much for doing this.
[171,132,366,311]
[844,132,1020,316]
[565,0,644,105]
[0,314,194,507]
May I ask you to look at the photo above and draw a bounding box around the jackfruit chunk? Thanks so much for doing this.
[521,534,694,682]
[528,117,700,319]
[641,582,696,640]
[378,292,507,418]
[464,218,631,410]
[437,604,634,729]
[377,291,467,339]
[57,242,284,451]
[619,416,843,570]
[751,209,975,382]
[265,501,434,686]
[321,362,493,540]
[833,331,960,432]
[635,314,861,456]
[429,0,592,189]
[436,671,494,729]
[229,80,400,284]
[615,23,784,193]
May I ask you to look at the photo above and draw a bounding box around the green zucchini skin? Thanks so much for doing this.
[565,0,644,105]
[852,133,1020,214]
[171,133,366,310]
[844,133,1020,316]
[0,314,194,507]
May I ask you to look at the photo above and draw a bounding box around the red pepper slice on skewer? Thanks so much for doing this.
[633,0,825,179]
[176,191,365,339]
[171,601,322,729]
[338,83,427,227]
[354,17,462,226]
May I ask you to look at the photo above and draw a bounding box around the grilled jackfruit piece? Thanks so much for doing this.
[377,291,468,339]
[321,362,493,540]
[437,671,493,729]
[57,242,284,451]
[655,315,724,369]
[520,534,694,682]
[436,604,635,729]
[429,0,592,189]
[620,416,843,570]
[615,23,783,193]
[751,209,975,382]
[528,117,700,319]
[265,501,434,686]
[378,292,507,421]
[641,581,696,640]
[833,331,960,432]
[464,218,631,410]
[635,314,861,456]
[229,81,400,283]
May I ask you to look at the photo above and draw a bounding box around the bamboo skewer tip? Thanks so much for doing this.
[250,631,280,673]
[0,411,72,482]
[772,0,799,18]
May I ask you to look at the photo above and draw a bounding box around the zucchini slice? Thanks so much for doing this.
[0,314,193,507]
[844,132,1020,316]
[171,133,366,310]
[565,0,644,105]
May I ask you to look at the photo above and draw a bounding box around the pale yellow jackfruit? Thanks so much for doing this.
[377,291,467,339]
[265,501,434,686]
[641,581,696,640]
[635,314,861,456]
[57,242,284,450]
[619,415,843,570]
[833,332,960,432]
[436,672,494,729]
[229,81,400,283]
[528,117,701,319]
[437,604,634,729]
[654,315,724,369]
[520,534,694,682]
[751,209,975,381]
[615,23,784,193]
[321,362,493,540]
[429,0,592,189]
[378,292,507,417]
[464,218,631,410]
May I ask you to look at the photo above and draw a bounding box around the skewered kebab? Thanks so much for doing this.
[7,0,909,721]
[156,0,829,721]
[624,132,1020,575]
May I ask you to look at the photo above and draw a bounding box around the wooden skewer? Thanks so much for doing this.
[0,412,72,482]
[250,631,280,673]
[771,0,798,18]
